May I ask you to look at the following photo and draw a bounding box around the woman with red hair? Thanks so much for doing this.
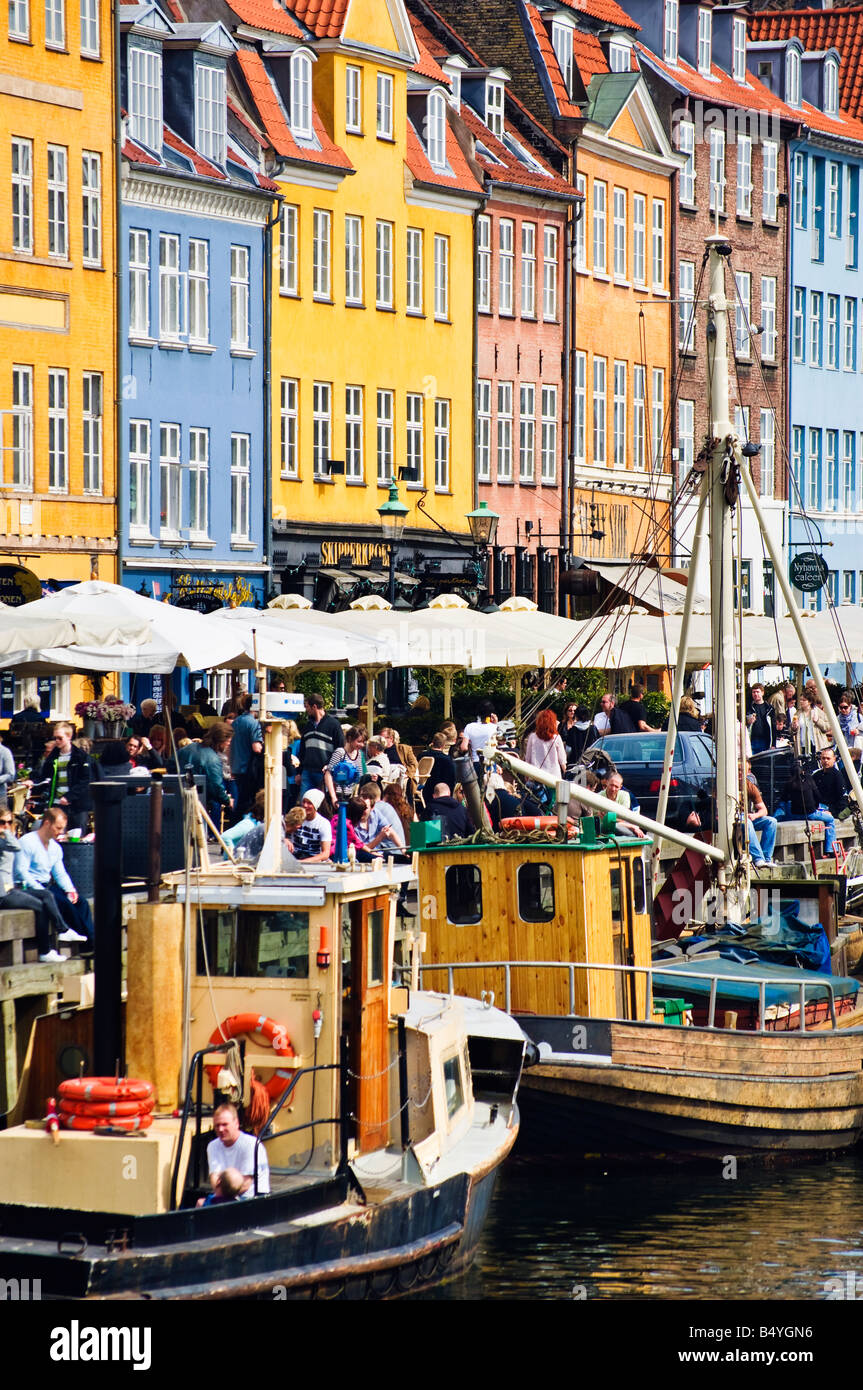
[524,708,567,785]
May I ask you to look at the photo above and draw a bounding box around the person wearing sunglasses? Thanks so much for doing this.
[0,812,67,963]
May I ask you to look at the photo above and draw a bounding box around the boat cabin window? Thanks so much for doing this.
[632,856,647,914]
[197,909,310,978]
[368,907,384,986]
[442,1048,465,1121]
[517,862,555,922]
[445,864,482,925]
[609,868,622,928]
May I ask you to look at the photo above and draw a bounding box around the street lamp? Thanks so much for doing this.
[377,481,409,605]
[466,501,500,548]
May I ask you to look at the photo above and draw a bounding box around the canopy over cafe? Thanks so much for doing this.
[0,565,84,720]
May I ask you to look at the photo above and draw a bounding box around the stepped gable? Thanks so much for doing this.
[749,5,863,119]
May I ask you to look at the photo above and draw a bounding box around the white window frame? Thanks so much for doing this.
[433,234,448,320]
[476,215,491,313]
[760,408,775,498]
[826,429,839,510]
[709,128,726,214]
[129,419,151,534]
[762,140,778,221]
[552,21,574,98]
[543,224,558,319]
[195,62,226,165]
[313,382,332,480]
[434,398,450,492]
[760,275,776,362]
[827,293,839,369]
[828,161,840,238]
[230,433,251,542]
[664,0,678,65]
[612,188,626,280]
[80,0,98,55]
[786,47,801,108]
[376,72,393,139]
[592,356,607,466]
[678,398,694,481]
[280,378,298,480]
[540,384,557,483]
[679,259,695,352]
[808,427,821,510]
[844,297,857,371]
[345,64,362,134]
[497,381,513,481]
[519,382,535,482]
[793,286,805,363]
[697,7,712,75]
[188,426,209,538]
[574,351,586,466]
[47,145,68,260]
[735,270,751,358]
[824,57,839,117]
[48,368,68,493]
[651,368,665,471]
[344,214,363,306]
[11,365,33,490]
[613,360,626,468]
[592,180,607,274]
[485,79,504,138]
[81,151,101,267]
[406,226,423,314]
[794,152,807,229]
[499,218,514,313]
[521,222,536,316]
[651,199,665,290]
[12,137,33,254]
[737,134,752,217]
[280,205,298,297]
[406,391,424,487]
[810,291,823,366]
[575,173,587,271]
[188,238,209,345]
[427,89,446,170]
[345,385,364,482]
[376,220,394,310]
[82,370,102,493]
[230,244,250,351]
[677,119,695,206]
[477,379,491,482]
[290,50,313,140]
[129,229,150,338]
[633,364,646,470]
[159,422,181,536]
[732,16,746,84]
[376,388,394,485]
[609,42,629,74]
[158,232,181,341]
[9,0,29,40]
[313,209,331,301]
[632,193,646,286]
[843,431,856,510]
[128,44,161,152]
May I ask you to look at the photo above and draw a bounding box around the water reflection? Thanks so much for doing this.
[416,1154,863,1300]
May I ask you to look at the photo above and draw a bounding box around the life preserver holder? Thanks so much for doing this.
[205,1013,297,1102]
[500,816,559,833]
[58,1077,154,1104]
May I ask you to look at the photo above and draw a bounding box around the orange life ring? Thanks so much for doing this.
[58,1077,154,1104]
[59,1097,155,1119]
[205,1013,296,1102]
[59,1113,154,1132]
[500,816,559,833]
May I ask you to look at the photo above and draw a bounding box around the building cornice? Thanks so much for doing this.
[579,126,683,178]
[121,170,271,224]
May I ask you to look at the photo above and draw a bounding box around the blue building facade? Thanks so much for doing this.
[118,3,274,700]
[774,39,863,628]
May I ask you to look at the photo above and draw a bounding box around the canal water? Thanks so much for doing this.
[415,1152,863,1300]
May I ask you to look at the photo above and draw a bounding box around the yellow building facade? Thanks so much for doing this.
[237,0,484,604]
[0,0,117,623]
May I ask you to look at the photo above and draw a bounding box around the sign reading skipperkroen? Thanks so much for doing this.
[789,552,828,594]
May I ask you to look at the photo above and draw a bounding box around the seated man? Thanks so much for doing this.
[14,806,93,950]
[813,747,848,817]
[785,766,837,854]
[291,789,333,863]
[745,765,777,867]
[426,783,473,841]
[201,1102,269,1203]
[601,772,645,838]
[0,808,66,962]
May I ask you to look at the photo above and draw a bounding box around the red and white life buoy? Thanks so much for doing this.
[205,1013,297,1102]
[58,1077,154,1104]
[60,1113,153,1132]
[500,816,559,834]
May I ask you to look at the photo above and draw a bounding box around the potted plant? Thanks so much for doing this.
[74,699,106,739]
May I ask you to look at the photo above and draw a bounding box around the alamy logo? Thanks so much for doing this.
[0,1277,40,1300]
[49,1321,152,1372]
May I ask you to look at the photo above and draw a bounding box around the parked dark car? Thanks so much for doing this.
[582,731,716,826]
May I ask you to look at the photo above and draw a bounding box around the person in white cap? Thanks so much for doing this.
[292,789,333,863]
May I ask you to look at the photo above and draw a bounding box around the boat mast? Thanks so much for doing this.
[706,235,749,925]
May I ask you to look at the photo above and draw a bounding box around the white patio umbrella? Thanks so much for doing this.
[2,580,246,674]
[0,608,150,656]
[214,606,390,671]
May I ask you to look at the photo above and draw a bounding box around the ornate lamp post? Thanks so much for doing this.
[377,482,409,606]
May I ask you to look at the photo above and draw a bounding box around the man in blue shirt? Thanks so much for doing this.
[229,693,263,817]
[14,806,94,950]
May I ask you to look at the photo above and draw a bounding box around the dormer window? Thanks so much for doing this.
[195,62,226,165]
[128,43,163,154]
[785,47,801,108]
[447,67,461,110]
[486,79,504,138]
[732,16,746,84]
[552,20,574,97]
[824,56,839,116]
[664,0,678,65]
[609,42,630,74]
[290,49,313,140]
[427,89,446,170]
[697,8,712,76]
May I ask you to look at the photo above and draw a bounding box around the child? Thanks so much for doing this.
[199,1166,246,1205]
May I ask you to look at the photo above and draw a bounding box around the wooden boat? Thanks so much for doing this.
[0,771,524,1298]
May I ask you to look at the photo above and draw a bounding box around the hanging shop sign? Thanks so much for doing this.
[0,565,42,607]
[789,552,828,594]
[170,574,256,612]
[320,540,390,568]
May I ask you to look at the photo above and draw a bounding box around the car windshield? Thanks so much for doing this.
[594,735,681,762]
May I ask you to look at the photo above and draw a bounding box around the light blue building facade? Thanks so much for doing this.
[118,3,273,701]
[776,39,863,631]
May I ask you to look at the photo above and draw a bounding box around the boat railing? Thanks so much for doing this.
[252,1058,348,1197]
[412,960,839,1034]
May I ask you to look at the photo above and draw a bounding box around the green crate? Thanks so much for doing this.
[654,996,687,1025]
[411,819,442,849]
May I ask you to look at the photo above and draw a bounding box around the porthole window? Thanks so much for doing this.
[445,864,482,924]
[517,862,555,922]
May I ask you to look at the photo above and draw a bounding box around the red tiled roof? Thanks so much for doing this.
[405,119,484,197]
[164,125,228,179]
[228,93,267,146]
[122,136,161,166]
[163,0,184,21]
[638,44,797,118]
[524,2,581,118]
[413,32,450,84]
[459,103,575,198]
[749,7,863,121]
[556,0,639,33]
[573,28,609,83]
[282,0,348,39]
[227,0,305,39]
[234,48,353,169]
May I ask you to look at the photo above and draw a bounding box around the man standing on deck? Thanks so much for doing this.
[229,693,262,817]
